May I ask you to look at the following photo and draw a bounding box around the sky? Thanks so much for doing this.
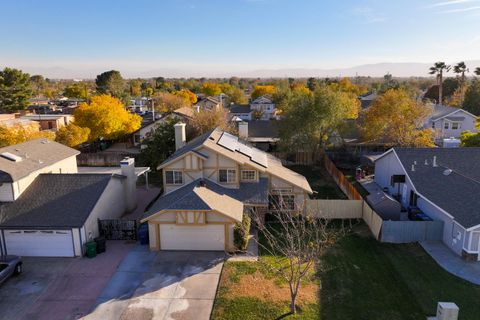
[0,0,479,78]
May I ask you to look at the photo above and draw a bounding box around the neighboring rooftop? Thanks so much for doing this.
[383,148,480,228]
[173,106,195,119]
[0,139,80,183]
[247,121,280,139]
[0,174,113,228]
[429,104,474,121]
[229,104,252,114]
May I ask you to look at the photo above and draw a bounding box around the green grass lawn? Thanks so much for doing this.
[212,225,480,320]
[287,165,347,199]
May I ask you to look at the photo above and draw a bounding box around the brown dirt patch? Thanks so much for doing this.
[222,268,318,304]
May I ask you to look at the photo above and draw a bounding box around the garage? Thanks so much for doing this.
[3,229,75,257]
[159,224,225,251]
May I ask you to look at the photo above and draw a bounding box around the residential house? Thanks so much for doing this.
[194,96,223,112]
[426,104,477,142]
[0,139,138,257]
[358,92,377,110]
[229,95,277,121]
[20,114,73,131]
[141,124,312,251]
[374,148,480,260]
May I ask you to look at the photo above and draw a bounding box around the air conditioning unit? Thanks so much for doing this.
[436,302,459,320]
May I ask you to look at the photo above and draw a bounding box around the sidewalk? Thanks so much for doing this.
[228,228,259,262]
[421,241,480,285]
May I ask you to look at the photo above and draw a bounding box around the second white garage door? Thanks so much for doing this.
[3,229,75,257]
[160,224,225,251]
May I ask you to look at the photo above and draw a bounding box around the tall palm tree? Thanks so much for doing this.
[429,62,451,104]
[453,61,469,83]
[475,67,480,76]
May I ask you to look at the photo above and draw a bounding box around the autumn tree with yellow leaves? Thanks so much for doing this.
[0,121,54,147]
[200,82,221,96]
[251,85,276,99]
[173,89,197,105]
[74,95,141,141]
[55,123,90,148]
[359,89,434,147]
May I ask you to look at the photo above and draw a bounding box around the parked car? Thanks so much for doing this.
[0,255,22,285]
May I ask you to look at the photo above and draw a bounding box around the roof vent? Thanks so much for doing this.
[1,152,23,162]
[433,156,438,167]
[198,179,207,187]
[443,168,453,176]
[424,159,428,165]
[411,164,415,172]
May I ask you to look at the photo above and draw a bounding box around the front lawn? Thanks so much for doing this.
[212,224,480,320]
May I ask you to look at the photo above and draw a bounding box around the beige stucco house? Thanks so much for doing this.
[141,123,312,252]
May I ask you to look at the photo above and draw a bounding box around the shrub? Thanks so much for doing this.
[234,213,251,251]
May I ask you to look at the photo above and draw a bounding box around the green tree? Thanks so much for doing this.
[95,70,124,97]
[463,80,480,115]
[64,82,90,99]
[138,118,178,170]
[30,75,46,95]
[74,94,141,141]
[306,77,318,91]
[475,67,480,76]
[424,77,460,103]
[461,130,480,147]
[129,79,142,97]
[0,67,33,113]
[453,61,469,83]
[279,86,354,154]
[429,62,451,104]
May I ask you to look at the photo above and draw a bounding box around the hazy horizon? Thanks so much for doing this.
[1,0,480,78]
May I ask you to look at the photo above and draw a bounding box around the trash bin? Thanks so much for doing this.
[85,241,97,258]
[94,236,106,254]
[138,224,149,245]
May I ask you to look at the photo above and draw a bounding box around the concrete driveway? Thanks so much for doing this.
[84,247,225,320]
[0,241,134,320]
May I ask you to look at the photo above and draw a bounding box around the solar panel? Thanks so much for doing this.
[217,131,268,168]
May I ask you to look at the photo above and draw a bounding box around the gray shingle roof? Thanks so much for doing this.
[0,139,80,183]
[230,105,252,114]
[392,148,480,228]
[143,177,269,219]
[247,121,279,138]
[0,174,113,229]
[431,104,460,121]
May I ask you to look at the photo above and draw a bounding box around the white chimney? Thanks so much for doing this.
[120,157,137,212]
[174,122,186,150]
[238,121,248,139]
[433,156,438,167]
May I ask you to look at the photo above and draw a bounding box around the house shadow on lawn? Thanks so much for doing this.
[83,246,225,320]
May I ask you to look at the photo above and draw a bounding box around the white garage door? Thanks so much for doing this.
[4,229,74,257]
[160,224,225,251]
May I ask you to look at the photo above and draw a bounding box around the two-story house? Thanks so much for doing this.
[426,104,477,142]
[141,123,312,252]
[374,147,480,260]
[229,95,277,121]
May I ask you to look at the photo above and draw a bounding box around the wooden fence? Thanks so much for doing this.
[362,201,383,240]
[307,199,363,219]
[271,152,324,166]
[77,153,138,167]
[380,220,444,243]
[323,155,362,200]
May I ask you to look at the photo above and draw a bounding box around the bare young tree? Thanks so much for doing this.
[252,201,347,315]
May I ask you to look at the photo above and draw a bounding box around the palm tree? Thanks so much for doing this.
[429,62,451,104]
[453,61,469,83]
[475,67,480,76]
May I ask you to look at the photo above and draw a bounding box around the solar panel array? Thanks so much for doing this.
[217,132,268,168]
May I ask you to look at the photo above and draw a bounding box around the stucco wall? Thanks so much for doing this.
[83,178,127,241]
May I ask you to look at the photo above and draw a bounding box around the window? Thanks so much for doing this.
[241,170,256,181]
[409,191,419,207]
[444,122,449,129]
[219,169,236,183]
[269,195,295,211]
[165,170,183,184]
[452,122,460,130]
[431,122,435,129]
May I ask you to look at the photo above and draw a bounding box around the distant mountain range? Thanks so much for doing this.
[4,60,480,79]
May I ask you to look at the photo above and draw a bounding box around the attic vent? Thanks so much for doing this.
[443,169,453,176]
[1,152,23,162]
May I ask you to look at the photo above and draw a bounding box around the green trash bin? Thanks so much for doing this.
[85,241,97,258]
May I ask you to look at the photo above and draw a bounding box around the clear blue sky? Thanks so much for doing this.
[0,0,479,77]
